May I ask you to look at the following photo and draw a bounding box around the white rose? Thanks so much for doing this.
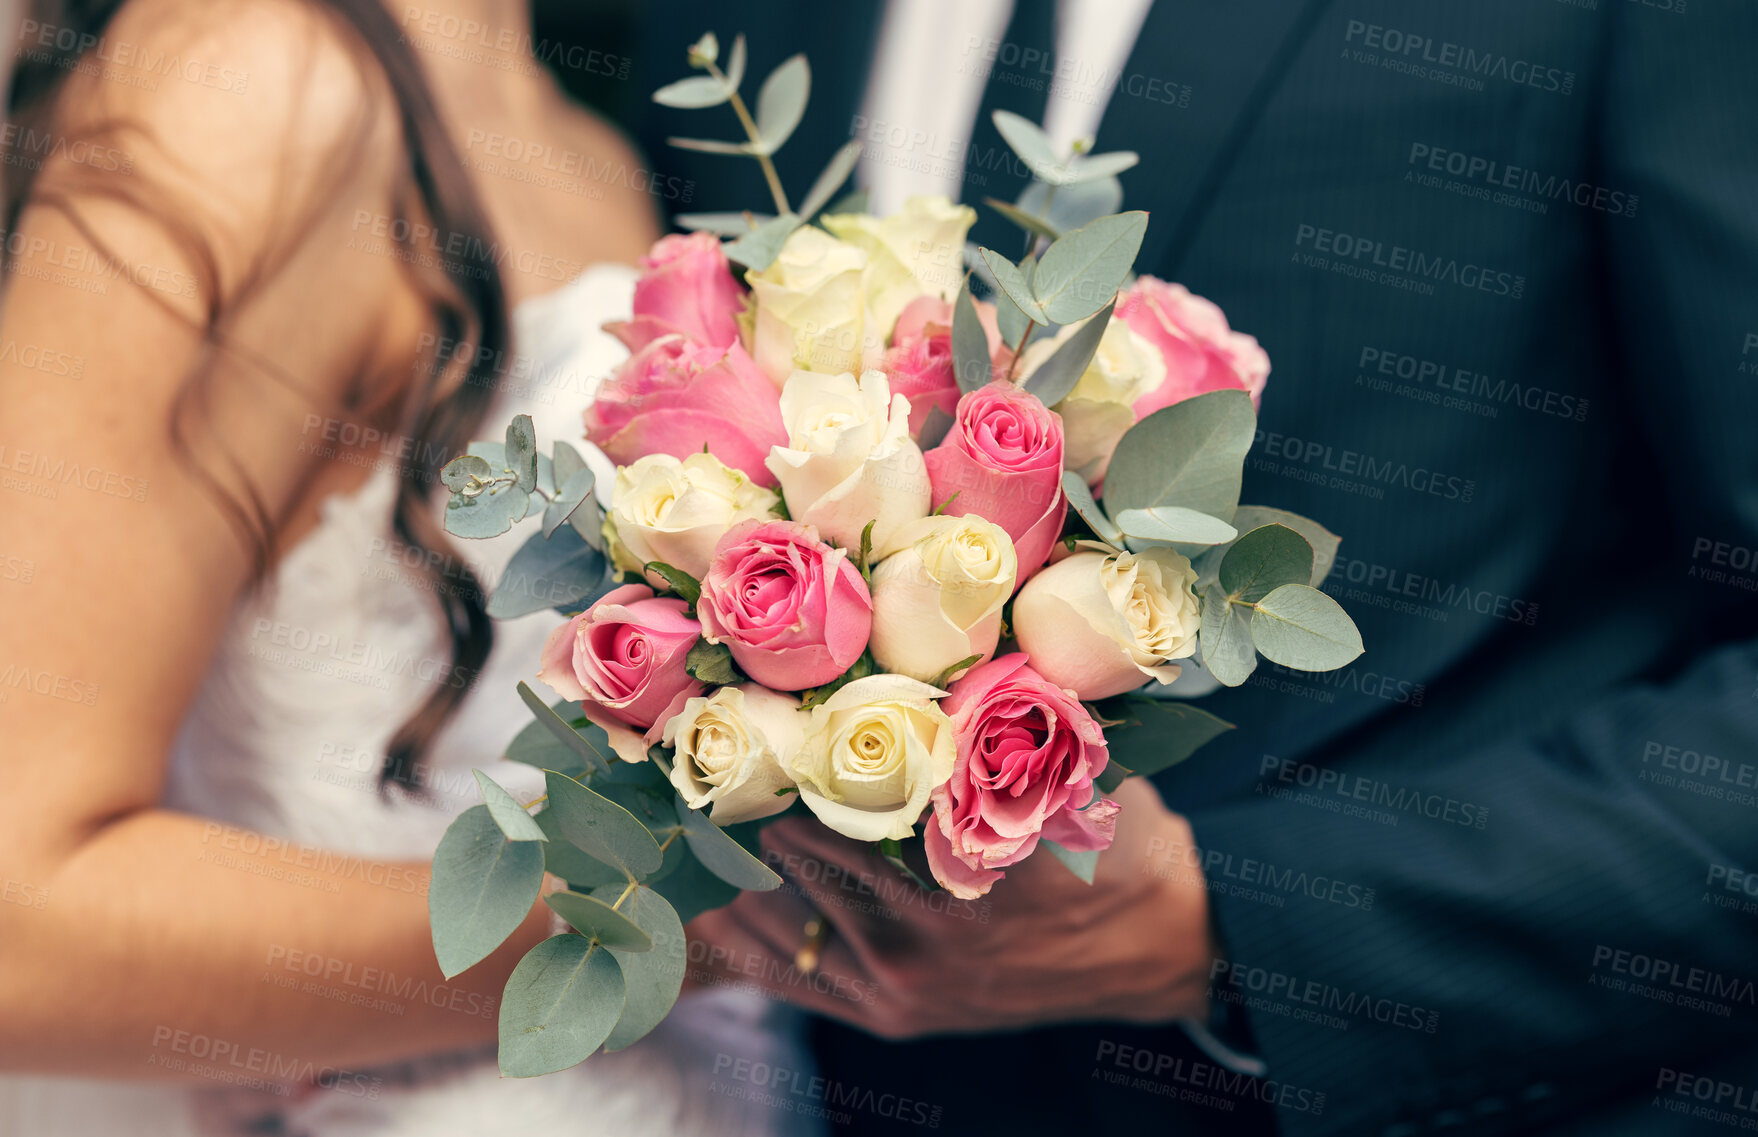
[868,515,1016,684]
[663,684,803,824]
[1011,547,1201,700]
[822,194,976,338]
[765,369,930,555]
[607,452,778,580]
[1018,317,1166,485]
[746,225,871,385]
[788,674,956,842]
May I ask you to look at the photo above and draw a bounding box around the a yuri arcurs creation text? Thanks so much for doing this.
[427,31,1364,1077]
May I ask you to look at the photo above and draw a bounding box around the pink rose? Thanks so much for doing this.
[697,520,874,691]
[537,584,706,763]
[1118,276,1270,418]
[923,381,1067,580]
[584,335,787,486]
[924,654,1120,899]
[881,295,1013,439]
[605,232,747,352]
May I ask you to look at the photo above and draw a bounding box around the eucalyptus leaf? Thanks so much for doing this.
[508,705,591,778]
[545,769,665,879]
[497,937,624,1077]
[518,682,613,776]
[505,416,537,493]
[489,526,615,619]
[1062,471,1123,548]
[978,248,1047,325]
[445,484,528,540]
[546,890,654,952]
[1022,301,1113,407]
[1104,389,1257,522]
[542,468,597,540]
[1116,506,1239,547]
[1219,507,1341,587]
[1062,151,1140,183]
[1018,178,1124,235]
[724,212,802,271]
[983,197,1059,242]
[951,280,992,394]
[536,809,626,887]
[753,55,809,154]
[645,844,741,923]
[666,136,755,156]
[799,140,863,220]
[1032,212,1147,324]
[473,770,546,842]
[677,803,782,890]
[652,74,732,109]
[1041,840,1099,884]
[991,110,1060,180]
[552,441,587,486]
[918,405,955,450]
[824,189,868,216]
[1220,524,1314,604]
[440,454,491,493]
[1200,583,1257,687]
[1104,698,1233,779]
[594,885,687,1050]
[1251,584,1364,671]
[430,805,546,978]
[676,211,774,236]
[722,34,747,90]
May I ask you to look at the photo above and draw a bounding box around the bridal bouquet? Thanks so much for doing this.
[428,32,1362,1076]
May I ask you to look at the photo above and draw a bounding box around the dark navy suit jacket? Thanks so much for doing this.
[625,2,1758,1132]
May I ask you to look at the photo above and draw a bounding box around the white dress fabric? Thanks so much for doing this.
[0,265,823,1137]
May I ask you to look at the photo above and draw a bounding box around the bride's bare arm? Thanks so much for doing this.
[0,0,549,1078]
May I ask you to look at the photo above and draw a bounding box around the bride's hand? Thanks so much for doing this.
[685,779,1218,1038]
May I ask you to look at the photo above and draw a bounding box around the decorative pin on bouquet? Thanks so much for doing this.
[428,31,1363,1077]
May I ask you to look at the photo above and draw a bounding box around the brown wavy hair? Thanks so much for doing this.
[4,0,507,790]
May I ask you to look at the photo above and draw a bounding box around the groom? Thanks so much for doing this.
[625,1,1758,1133]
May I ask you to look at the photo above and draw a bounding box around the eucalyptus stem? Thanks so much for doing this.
[706,60,790,215]
[612,879,639,909]
[1008,322,1036,381]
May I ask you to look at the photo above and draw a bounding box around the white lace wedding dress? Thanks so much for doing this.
[0,265,823,1137]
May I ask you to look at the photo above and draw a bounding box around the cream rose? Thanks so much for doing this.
[788,674,956,842]
[663,684,804,824]
[746,226,871,385]
[822,194,976,339]
[868,515,1016,684]
[764,369,931,555]
[1017,316,1167,485]
[606,452,779,580]
[1011,547,1201,699]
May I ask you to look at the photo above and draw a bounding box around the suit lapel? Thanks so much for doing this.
[1096,0,1335,276]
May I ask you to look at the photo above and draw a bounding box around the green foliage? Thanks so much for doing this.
[685,639,740,685]
[1104,389,1256,523]
[1251,584,1365,671]
[473,770,546,842]
[594,885,687,1050]
[1041,839,1098,883]
[642,561,702,610]
[1199,582,1258,688]
[1061,471,1123,549]
[544,770,665,879]
[1115,506,1239,548]
[545,890,654,952]
[950,280,992,394]
[429,805,546,978]
[1031,212,1147,324]
[1095,698,1234,791]
[489,526,615,619]
[497,937,625,1077]
[517,682,613,776]
[1021,301,1114,407]
[677,801,783,890]
[1218,524,1314,604]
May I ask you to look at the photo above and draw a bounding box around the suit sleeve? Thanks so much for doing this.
[1186,5,1758,1134]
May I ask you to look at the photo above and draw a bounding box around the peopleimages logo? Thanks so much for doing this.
[1342,21,1575,95]
[1405,143,1637,218]
[1294,223,1525,300]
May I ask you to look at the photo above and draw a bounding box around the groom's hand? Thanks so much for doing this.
[687,779,1219,1039]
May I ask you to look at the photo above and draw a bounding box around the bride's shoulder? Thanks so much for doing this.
[45,0,408,298]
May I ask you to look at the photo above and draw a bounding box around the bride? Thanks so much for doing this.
[0,0,819,1133]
